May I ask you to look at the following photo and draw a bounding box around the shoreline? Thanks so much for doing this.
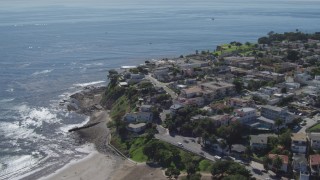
[37,86,167,180]
[40,150,119,180]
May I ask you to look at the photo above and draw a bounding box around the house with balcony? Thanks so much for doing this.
[233,107,257,124]
[260,105,296,125]
[291,133,308,154]
[208,114,231,127]
[308,133,320,150]
[226,97,255,108]
[292,154,308,174]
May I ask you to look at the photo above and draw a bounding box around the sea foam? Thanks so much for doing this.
[73,80,105,87]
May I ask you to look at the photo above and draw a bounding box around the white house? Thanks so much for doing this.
[234,107,257,124]
[308,133,320,150]
[140,105,153,112]
[291,133,308,154]
[292,154,308,174]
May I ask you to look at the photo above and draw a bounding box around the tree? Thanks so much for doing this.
[185,162,196,175]
[233,78,243,94]
[107,69,119,87]
[165,167,180,179]
[262,156,272,170]
[287,50,299,62]
[272,155,283,173]
[279,130,292,148]
[281,87,287,94]
[274,118,283,136]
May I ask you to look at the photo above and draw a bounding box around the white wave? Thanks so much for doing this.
[32,69,53,76]
[73,80,105,87]
[60,116,90,133]
[6,88,14,92]
[0,121,35,139]
[15,104,60,128]
[0,155,39,180]
[84,63,104,66]
[0,98,15,103]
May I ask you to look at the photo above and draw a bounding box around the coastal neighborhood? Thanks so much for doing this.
[98,32,320,180]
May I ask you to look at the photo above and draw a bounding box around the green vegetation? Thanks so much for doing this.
[110,96,132,120]
[214,42,256,56]
[129,137,148,162]
[211,160,251,179]
[258,31,320,44]
[198,160,214,172]
[307,123,320,132]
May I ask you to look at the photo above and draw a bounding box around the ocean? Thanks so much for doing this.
[0,0,320,179]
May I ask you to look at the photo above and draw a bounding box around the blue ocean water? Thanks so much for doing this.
[0,0,320,179]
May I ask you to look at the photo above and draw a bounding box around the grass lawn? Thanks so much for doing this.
[213,43,256,56]
[110,96,131,119]
[307,123,320,132]
[129,137,148,162]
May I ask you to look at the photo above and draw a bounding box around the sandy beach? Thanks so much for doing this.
[41,151,118,180]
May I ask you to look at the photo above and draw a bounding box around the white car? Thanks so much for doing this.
[177,142,183,147]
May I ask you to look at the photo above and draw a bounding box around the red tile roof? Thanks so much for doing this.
[268,154,289,165]
[310,154,320,166]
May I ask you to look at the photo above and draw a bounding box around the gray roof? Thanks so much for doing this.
[292,154,308,165]
[257,116,275,124]
[250,135,268,144]
[261,105,283,112]
[231,144,246,153]
[308,133,320,141]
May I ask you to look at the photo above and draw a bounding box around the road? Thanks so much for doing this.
[298,115,319,133]
[155,125,279,180]
[155,126,217,162]
[146,75,178,99]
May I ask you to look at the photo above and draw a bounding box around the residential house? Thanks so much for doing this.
[309,154,320,175]
[258,86,279,96]
[260,105,296,125]
[182,97,205,107]
[136,112,153,123]
[127,123,146,133]
[180,86,203,98]
[255,71,285,83]
[233,107,257,124]
[294,73,312,85]
[123,113,137,123]
[199,81,235,101]
[208,114,231,127]
[170,104,184,115]
[291,133,308,154]
[126,73,145,84]
[123,112,153,123]
[268,154,289,172]
[140,105,153,112]
[308,133,320,150]
[292,154,308,174]
[250,135,268,150]
[227,97,255,108]
[230,144,246,158]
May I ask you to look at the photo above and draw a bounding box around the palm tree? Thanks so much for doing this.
[275,118,283,136]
